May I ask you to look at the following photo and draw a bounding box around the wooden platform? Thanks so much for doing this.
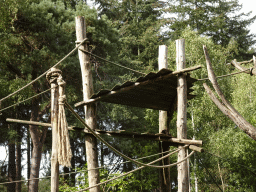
[75,66,201,111]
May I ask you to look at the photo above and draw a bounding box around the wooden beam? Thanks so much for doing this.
[76,16,100,192]
[176,39,189,192]
[48,68,60,192]
[6,118,203,146]
[158,45,171,192]
[74,65,201,108]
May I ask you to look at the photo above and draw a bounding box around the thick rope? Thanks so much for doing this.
[77,151,195,192]
[0,38,88,103]
[65,101,190,169]
[0,86,55,113]
[57,76,72,167]
[79,48,146,75]
[0,149,178,185]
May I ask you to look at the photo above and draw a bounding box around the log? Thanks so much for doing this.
[231,59,256,76]
[176,39,189,192]
[48,68,60,192]
[76,16,100,192]
[6,118,203,145]
[158,45,171,192]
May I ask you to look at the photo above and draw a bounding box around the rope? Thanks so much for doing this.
[79,48,146,75]
[65,100,190,169]
[0,38,88,103]
[77,151,195,192]
[57,75,72,167]
[197,68,251,81]
[0,149,178,185]
[0,86,56,113]
[198,157,223,192]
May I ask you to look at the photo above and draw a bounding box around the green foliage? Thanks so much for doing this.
[169,0,256,59]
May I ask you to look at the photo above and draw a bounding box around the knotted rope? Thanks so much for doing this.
[57,75,72,167]
[46,68,72,167]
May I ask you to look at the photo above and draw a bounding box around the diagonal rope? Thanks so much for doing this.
[0,86,56,113]
[198,156,223,192]
[79,48,146,75]
[0,148,180,185]
[77,151,195,192]
[0,38,88,103]
[198,68,251,81]
[65,100,189,169]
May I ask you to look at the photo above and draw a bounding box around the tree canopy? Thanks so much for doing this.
[0,0,256,191]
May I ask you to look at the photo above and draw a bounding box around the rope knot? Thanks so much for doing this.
[59,95,66,105]
[46,68,62,84]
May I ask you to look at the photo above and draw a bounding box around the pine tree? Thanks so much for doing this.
[168,0,256,59]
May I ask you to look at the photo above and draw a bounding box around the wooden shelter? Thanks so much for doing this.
[75,66,200,111]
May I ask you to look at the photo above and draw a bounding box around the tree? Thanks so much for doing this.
[166,28,256,191]
[168,0,256,59]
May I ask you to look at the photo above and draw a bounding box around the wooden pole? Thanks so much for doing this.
[49,68,60,192]
[176,39,189,192]
[158,45,171,192]
[76,16,100,192]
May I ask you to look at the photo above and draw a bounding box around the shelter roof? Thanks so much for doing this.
[75,66,201,111]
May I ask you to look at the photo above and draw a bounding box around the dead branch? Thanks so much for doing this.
[203,45,256,141]
[231,59,256,76]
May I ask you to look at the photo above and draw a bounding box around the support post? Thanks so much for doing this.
[49,68,60,192]
[158,45,171,192]
[76,16,100,192]
[176,39,189,192]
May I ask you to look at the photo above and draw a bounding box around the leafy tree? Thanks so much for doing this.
[164,28,256,191]
[168,0,256,59]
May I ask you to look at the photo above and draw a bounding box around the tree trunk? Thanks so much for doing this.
[70,137,76,186]
[16,123,22,192]
[27,127,31,191]
[8,124,16,192]
[28,96,48,192]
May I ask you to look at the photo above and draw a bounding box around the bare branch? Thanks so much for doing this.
[203,45,256,141]
[231,59,256,76]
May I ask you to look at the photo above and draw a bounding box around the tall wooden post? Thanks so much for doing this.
[176,39,189,192]
[49,68,60,192]
[158,45,171,192]
[76,16,100,192]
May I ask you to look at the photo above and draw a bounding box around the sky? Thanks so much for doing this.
[0,0,256,182]
[239,0,256,48]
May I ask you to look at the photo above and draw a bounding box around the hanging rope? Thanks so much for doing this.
[46,68,72,167]
[77,151,195,192]
[57,75,72,167]
[65,100,192,169]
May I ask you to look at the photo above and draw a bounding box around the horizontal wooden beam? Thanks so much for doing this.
[74,65,201,108]
[6,118,202,146]
[6,118,81,131]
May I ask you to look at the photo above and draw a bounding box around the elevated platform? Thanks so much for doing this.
[75,65,201,111]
